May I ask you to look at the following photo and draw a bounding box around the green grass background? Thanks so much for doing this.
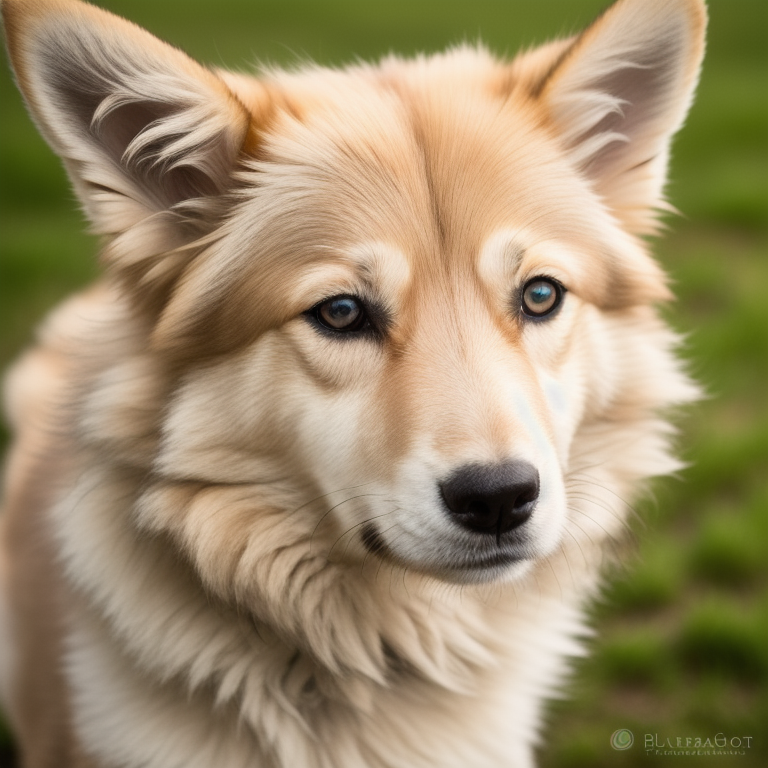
[1,0,766,765]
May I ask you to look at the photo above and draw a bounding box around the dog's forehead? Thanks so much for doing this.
[251,90,614,301]
[256,58,625,280]
[263,66,536,232]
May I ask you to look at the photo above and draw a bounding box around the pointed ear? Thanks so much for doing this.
[2,0,261,298]
[538,0,706,233]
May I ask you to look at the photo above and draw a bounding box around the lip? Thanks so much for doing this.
[361,523,529,575]
[451,550,526,570]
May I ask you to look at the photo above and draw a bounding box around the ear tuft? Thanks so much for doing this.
[3,0,252,227]
[2,0,259,307]
[539,0,706,233]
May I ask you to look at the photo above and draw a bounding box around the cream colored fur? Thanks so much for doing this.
[0,0,705,766]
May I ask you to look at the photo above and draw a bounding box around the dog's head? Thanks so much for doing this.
[4,0,705,588]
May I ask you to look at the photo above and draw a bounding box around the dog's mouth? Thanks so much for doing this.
[360,523,389,557]
[360,523,530,578]
[450,550,526,570]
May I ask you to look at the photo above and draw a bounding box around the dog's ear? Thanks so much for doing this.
[2,0,264,300]
[537,0,706,234]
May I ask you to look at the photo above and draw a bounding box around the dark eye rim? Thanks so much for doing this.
[306,294,375,336]
[519,276,566,320]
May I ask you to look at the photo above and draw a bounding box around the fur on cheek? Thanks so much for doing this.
[132,481,499,690]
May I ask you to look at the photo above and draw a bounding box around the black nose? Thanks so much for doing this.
[440,461,539,539]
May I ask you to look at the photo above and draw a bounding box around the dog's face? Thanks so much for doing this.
[150,53,683,585]
[3,0,705,588]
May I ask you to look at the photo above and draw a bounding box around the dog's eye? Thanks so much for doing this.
[521,278,563,318]
[313,295,368,332]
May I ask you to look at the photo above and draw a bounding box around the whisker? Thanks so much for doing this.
[290,479,382,521]
[309,490,387,547]
[330,508,397,560]
[561,525,590,569]
[569,505,625,543]
[563,513,598,549]
[566,491,632,531]
[557,541,575,587]
[566,471,644,524]
[546,556,564,601]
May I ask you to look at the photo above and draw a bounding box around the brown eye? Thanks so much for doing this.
[521,278,563,318]
[314,296,367,332]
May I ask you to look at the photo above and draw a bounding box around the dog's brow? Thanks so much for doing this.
[503,241,526,269]
[478,231,528,286]
[341,242,411,300]
[355,260,377,284]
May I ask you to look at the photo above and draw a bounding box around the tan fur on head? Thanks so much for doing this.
[1,0,705,766]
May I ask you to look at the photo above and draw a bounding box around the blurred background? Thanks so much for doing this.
[0,0,765,765]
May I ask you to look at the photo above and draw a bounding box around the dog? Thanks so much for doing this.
[0,0,706,765]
